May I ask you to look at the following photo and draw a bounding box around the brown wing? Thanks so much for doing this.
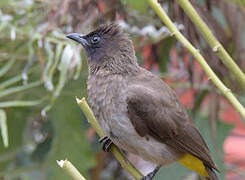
[126,82,219,173]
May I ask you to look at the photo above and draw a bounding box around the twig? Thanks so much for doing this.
[57,159,86,180]
[146,0,245,120]
[76,97,143,180]
[0,99,44,108]
[176,0,245,90]
[0,81,42,98]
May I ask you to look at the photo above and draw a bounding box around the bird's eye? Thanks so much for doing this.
[91,35,100,44]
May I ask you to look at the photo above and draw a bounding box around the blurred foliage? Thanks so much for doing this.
[227,0,245,6]
[0,0,245,180]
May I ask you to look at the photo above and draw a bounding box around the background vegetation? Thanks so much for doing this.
[0,0,245,179]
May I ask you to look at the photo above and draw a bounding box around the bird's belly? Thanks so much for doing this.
[105,114,181,166]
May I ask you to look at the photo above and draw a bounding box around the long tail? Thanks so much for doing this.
[204,164,219,180]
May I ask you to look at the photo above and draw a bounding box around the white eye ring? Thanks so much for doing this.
[91,35,100,44]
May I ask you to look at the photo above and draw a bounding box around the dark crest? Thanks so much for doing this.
[87,23,123,38]
[66,23,136,71]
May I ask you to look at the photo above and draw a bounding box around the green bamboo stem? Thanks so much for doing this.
[57,159,86,180]
[146,0,245,119]
[76,97,143,180]
[176,0,245,89]
[0,100,44,108]
[0,81,42,98]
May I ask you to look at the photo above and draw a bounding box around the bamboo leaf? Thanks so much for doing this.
[0,57,16,77]
[54,44,73,97]
[46,96,95,179]
[0,69,34,90]
[0,109,8,148]
[43,41,54,91]
[46,43,63,91]
[0,99,44,108]
[226,0,245,6]
[0,81,42,98]
[73,47,82,80]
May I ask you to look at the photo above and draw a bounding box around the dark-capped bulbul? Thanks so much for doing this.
[67,23,219,180]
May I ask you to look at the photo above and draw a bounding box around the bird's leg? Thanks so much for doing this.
[99,136,114,152]
[140,166,161,180]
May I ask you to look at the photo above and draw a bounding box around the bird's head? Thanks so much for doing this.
[66,23,137,71]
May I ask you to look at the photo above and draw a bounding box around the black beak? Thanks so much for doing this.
[66,33,88,46]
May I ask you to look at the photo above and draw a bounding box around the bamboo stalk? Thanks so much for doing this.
[146,0,245,119]
[76,97,143,180]
[57,159,86,180]
[176,0,245,89]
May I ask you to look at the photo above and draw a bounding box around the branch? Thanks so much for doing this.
[146,0,245,120]
[76,97,143,180]
[57,159,86,180]
[176,0,245,90]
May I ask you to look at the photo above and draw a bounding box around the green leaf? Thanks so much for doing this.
[46,43,63,92]
[0,81,42,98]
[54,45,74,97]
[0,99,44,108]
[159,37,174,73]
[45,91,95,179]
[0,57,16,78]
[0,109,8,147]
[121,0,148,13]
[0,107,31,170]
[43,41,55,91]
[226,0,245,7]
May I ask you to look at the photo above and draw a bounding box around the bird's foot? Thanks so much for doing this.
[99,136,114,152]
[140,166,160,180]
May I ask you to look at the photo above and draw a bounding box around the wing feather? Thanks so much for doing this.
[126,82,219,172]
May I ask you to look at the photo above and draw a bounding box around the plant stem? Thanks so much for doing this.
[57,159,86,180]
[146,0,245,120]
[76,97,143,180]
[0,99,44,108]
[0,57,16,78]
[0,81,42,98]
[0,71,31,90]
[176,0,245,90]
[0,109,8,147]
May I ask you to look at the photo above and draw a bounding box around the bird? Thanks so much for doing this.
[67,23,220,180]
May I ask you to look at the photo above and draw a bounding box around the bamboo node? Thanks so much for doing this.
[170,32,176,36]
[195,49,200,53]
[225,88,231,93]
[212,44,221,52]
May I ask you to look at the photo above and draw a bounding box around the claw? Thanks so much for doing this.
[99,136,114,152]
[99,136,109,143]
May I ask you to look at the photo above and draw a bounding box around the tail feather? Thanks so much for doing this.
[204,164,219,180]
